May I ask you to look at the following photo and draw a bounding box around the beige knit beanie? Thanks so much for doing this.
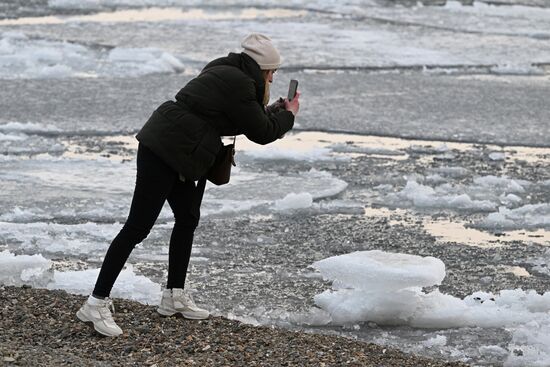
[241,33,282,70]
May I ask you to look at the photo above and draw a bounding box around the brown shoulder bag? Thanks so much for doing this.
[207,136,236,185]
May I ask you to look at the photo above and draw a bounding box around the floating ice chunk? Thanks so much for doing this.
[383,174,534,213]
[425,174,447,184]
[0,33,186,79]
[477,204,550,230]
[423,335,447,348]
[107,47,185,76]
[0,122,62,134]
[528,250,550,277]
[473,175,527,194]
[0,250,53,287]
[429,166,469,178]
[0,132,27,141]
[0,207,53,222]
[49,265,161,305]
[489,152,506,161]
[274,192,313,211]
[390,180,496,211]
[499,193,523,206]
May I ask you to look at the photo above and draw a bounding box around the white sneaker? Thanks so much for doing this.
[157,288,210,319]
[76,295,123,337]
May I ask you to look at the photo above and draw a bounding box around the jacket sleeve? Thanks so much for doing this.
[225,78,294,145]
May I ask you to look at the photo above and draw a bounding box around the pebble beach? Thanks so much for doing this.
[1,286,468,367]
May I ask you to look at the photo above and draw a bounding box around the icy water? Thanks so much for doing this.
[1,1,550,366]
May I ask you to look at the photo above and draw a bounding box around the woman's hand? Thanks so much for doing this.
[284,91,300,116]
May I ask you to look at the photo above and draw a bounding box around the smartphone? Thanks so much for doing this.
[288,79,299,101]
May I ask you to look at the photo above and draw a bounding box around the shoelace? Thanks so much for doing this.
[173,292,197,308]
[99,299,116,321]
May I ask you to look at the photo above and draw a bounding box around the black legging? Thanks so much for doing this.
[93,143,206,298]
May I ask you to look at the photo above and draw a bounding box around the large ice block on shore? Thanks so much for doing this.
[0,250,53,287]
[313,250,445,292]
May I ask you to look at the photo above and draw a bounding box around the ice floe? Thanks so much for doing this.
[308,250,550,366]
[382,175,533,213]
[273,192,313,211]
[0,221,121,257]
[0,32,187,79]
[0,250,161,305]
[0,250,53,287]
[50,264,161,305]
[477,204,550,231]
[243,146,346,162]
[385,180,497,212]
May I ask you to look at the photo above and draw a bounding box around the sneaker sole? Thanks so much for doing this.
[76,310,121,337]
[157,308,209,320]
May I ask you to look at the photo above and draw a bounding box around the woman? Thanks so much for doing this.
[77,34,300,337]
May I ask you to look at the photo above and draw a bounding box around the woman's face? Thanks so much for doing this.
[262,69,276,105]
[266,69,276,83]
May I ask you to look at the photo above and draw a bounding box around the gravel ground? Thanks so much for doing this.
[0,286,468,367]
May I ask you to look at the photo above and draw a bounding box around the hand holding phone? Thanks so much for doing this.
[285,79,300,116]
[288,79,298,101]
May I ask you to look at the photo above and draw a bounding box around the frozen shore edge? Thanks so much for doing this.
[0,286,468,367]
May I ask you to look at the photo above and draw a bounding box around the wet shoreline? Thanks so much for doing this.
[0,285,468,367]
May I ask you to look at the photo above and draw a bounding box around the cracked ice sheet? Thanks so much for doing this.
[4,5,550,71]
[363,1,550,39]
